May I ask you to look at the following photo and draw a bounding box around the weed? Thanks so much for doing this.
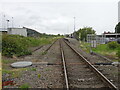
[107,41,119,49]
[30,68,36,71]
[11,71,22,78]
[79,42,90,53]
[19,83,30,89]
[3,68,27,78]
[41,51,47,55]
[28,68,36,71]
[112,59,119,62]
[2,59,14,64]
[45,68,51,71]
[116,47,120,58]
[37,74,41,78]
[2,69,12,74]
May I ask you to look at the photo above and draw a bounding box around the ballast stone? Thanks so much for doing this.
[11,61,32,68]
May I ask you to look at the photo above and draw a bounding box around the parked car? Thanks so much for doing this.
[105,38,109,44]
[105,38,118,44]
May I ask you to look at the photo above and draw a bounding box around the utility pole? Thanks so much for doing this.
[12,17,14,28]
[3,15,6,31]
[6,19,9,30]
[73,17,76,38]
[74,17,76,32]
[67,25,69,34]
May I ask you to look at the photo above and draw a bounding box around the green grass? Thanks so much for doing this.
[92,44,118,57]
[80,41,91,53]
[19,83,30,89]
[37,74,41,78]
[28,68,37,71]
[2,68,28,78]
[41,51,47,55]
[112,59,119,62]
[45,68,51,71]
[2,69,12,74]
[2,34,58,57]
[79,41,120,59]
[2,59,15,64]
[2,69,22,78]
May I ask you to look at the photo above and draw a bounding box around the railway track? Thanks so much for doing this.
[59,38,118,89]
[40,38,118,89]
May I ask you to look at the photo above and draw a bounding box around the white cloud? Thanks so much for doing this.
[0,1,118,34]
[1,0,120,3]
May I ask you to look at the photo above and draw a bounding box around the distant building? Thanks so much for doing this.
[7,27,41,37]
[0,28,7,34]
[0,31,7,34]
[102,33,120,38]
[118,1,120,22]
[23,27,41,37]
[8,28,27,37]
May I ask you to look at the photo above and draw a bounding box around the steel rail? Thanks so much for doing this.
[63,38,118,90]
[44,39,58,52]
[32,45,43,52]
[59,39,69,90]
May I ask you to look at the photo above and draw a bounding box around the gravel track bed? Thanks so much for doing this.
[66,38,119,88]
[62,40,106,88]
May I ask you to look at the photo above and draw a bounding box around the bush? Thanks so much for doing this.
[2,34,56,57]
[107,41,119,49]
[2,35,31,57]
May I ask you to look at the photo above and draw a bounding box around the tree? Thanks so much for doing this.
[57,34,60,36]
[75,27,96,41]
[115,22,120,33]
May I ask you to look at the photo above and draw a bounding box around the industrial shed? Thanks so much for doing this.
[7,27,41,37]
[8,28,27,37]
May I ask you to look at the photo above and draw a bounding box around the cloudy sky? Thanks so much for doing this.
[0,0,119,35]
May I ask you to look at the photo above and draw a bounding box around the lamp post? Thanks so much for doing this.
[73,17,76,38]
[6,19,9,30]
[74,17,75,32]
[1,14,6,31]
[12,17,14,28]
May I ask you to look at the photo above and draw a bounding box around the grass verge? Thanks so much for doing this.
[2,34,59,57]
[80,41,120,60]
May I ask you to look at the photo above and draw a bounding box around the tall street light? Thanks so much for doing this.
[73,17,76,38]
[2,14,6,31]
[74,17,76,32]
[6,19,10,29]
[12,17,14,28]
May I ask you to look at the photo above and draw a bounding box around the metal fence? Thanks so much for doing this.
[87,34,106,48]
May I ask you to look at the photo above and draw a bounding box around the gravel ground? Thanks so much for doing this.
[3,40,64,88]
[65,38,119,88]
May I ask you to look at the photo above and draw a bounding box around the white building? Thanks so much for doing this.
[118,1,120,22]
[8,28,27,37]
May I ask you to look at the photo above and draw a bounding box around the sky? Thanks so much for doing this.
[0,0,119,35]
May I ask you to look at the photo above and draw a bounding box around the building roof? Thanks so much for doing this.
[0,28,7,31]
[103,33,120,35]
